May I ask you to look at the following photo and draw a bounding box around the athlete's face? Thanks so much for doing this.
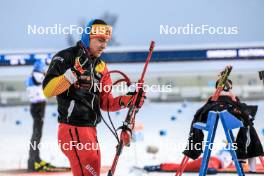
[89,38,109,58]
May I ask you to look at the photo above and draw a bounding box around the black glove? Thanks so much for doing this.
[72,56,93,90]
[71,56,88,76]
[119,90,146,108]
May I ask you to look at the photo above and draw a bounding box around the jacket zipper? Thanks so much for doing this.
[67,100,75,122]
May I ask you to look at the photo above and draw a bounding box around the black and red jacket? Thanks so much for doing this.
[43,42,123,127]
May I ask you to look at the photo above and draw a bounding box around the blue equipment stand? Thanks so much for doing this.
[193,110,245,176]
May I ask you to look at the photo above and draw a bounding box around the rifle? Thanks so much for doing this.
[175,65,233,176]
[107,41,155,176]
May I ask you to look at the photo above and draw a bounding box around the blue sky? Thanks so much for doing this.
[0,0,263,50]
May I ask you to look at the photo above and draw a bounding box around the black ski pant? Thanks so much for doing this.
[28,101,46,162]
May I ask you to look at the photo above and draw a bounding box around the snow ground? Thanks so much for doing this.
[0,100,263,176]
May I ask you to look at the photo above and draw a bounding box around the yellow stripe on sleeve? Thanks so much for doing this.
[43,75,71,98]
